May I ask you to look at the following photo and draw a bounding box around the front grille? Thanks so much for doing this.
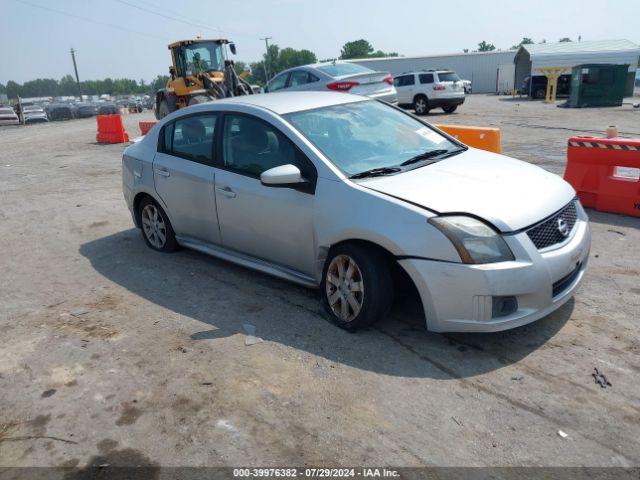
[552,262,582,297]
[526,201,577,250]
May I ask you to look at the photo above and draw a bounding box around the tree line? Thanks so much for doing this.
[468,37,577,53]
[1,39,397,99]
[0,74,169,99]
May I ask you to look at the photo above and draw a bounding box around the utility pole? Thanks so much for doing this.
[260,36,272,83]
[70,48,82,99]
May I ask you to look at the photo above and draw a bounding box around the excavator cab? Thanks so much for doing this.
[155,38,252,119]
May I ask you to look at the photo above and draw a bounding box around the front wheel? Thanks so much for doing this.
[413,95,429,115]
[321,244,393,331]
[443,105,457,113]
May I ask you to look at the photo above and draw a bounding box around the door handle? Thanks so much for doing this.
[155,167,170,177]
[216,186,237,198]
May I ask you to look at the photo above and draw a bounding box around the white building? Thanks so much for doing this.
[350,39,640,95]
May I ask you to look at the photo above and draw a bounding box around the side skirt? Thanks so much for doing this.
[176,236,318,288]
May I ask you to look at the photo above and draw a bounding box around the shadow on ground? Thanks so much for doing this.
[80,229,572,379]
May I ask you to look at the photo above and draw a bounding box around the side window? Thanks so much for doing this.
[268,73,289,92]
[394,75,415,87]
[289,70,310,87]
[161,114,216,164]
[308,73,320,83]
[222,114,297,177]
[419,73,434,84]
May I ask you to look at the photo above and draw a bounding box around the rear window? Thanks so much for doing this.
[419,73,434,84]
[437,72,460,82]
[316,63,374,77]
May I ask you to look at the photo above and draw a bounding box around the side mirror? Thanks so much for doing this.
[169,66,176,79]
[260,164,305,187]
[229,43,237,55]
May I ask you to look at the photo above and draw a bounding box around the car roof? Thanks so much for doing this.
[395,70,454,76]
[213,91,369,115]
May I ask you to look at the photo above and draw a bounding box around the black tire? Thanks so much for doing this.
[138,197,177,253]
[413,95,429,115]
[321,243,393,331]
[157,99,170,119]
[534,87,546,100]
[442,105,457,113]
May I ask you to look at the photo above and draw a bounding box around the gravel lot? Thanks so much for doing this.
[1,96,639,471]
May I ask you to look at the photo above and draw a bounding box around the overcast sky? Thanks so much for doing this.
[1,0,639,84]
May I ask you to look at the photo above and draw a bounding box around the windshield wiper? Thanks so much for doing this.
[400,149,450,166]
[436,146,468,159]
[349,167,402,179]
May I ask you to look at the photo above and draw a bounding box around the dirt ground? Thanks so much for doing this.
[1,96,639,471]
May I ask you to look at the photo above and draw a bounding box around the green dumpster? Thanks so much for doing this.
[566,64,629,107]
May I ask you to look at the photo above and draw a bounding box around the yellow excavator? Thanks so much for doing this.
[154,38,253,119]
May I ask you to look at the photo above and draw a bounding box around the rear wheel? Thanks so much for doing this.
[534,87,546,99]
[139,197,177,253]
[443,105,457,113]
[321,244,393,331]
[413,95,429,115]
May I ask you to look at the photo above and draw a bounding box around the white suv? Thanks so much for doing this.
[394,70,465,115]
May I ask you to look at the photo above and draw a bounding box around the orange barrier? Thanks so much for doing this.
[564,136,640,217]
[435,124,502,153]
[139,121,157,136]
[96,114,129,144]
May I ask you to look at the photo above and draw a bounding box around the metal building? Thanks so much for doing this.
[349,50,517,94]
[514,39,640,96]
[350,39,640,96]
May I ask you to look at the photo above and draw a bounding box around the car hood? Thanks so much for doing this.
[358,147,576,232]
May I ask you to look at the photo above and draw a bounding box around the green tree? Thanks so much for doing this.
[510,37,534,49]
[477,41,496,52]
[278,48,317,70]
[6,81,21,98]
[339,39,397,60]
[559,37,572,42]
[248,44,318,85]
[340,39,375,59]
[59,75,77,96]
[150,75,169,93]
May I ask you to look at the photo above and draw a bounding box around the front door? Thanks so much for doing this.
[153,113,221,243]
[213,113,316,275]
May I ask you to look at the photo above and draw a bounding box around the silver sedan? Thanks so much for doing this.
[265,61,398,104]
[122,92,590,332]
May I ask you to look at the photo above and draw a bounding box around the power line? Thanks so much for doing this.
[114,0,226,36]
[12,0,169,41]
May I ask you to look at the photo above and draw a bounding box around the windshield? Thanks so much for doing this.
[284,100,459,176]
[316,63,374,78]
[184,42,225,74]
[438,72,460,82]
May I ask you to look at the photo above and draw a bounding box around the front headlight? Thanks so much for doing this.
[429,216,514,264]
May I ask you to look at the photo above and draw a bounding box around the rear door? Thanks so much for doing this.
[153,113,221,243]
[266,72,290,93]
[393,74,415,103]
[213,113,317,275]
[286,69,322,91]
